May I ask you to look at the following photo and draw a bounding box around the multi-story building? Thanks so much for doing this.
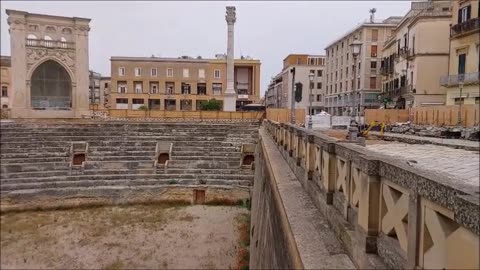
[100,77,111,109]
[381,1,452,109]
[324,16,402,116]
[109,55,260,111]
[441,0,480,105]
[0,55,11,109]
[266,74,283,108]
[265,54,326,114]
[89,70,101,106]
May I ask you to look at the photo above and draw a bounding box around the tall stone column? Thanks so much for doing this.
[223,6,237,112]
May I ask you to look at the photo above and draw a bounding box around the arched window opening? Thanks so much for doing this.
[60,37,67,48]
[2,104,8,108]
[44,35,53,47]
[31,60,72,110]
[27,34,38,46]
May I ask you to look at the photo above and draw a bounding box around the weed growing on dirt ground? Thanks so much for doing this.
[234,213,250,270]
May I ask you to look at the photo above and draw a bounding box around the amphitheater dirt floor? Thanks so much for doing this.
[0,204,250,269]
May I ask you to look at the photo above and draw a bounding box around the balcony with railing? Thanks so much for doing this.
[440,72,480,86]
[26,38,75,50]
[451,18,480,38]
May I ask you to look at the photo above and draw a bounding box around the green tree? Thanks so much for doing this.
[199,99,222,111]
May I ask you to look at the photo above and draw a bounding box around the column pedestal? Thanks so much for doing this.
[223,92,236,111]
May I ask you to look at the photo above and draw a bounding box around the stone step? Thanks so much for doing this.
[172,151,240,157]
[1,162,70,174]
[87,156,155,162]
[167,160,240,169]
[83,161,155,170]
[87,150,156,157]
[165,168,252,174]
[0,131,258,137]
[0,143,70,150]
[1,173,254,184]
[172,146,239,152]
[0,157,70,164]
[1,170,71,179]
[0,137,254,143]
[1,152,70,159]
[171,156,240,161]
[1,179,252,192]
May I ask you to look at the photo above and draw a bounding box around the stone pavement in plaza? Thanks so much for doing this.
[369,131,480,151]
[366,142,480,187]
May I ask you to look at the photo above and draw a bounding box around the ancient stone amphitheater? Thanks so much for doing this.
[0,120,259,211]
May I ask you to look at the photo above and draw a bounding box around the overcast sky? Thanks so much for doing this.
[1,1,412,95]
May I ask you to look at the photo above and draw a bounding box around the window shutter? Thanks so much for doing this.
[458,9,462,24]
[458,54,466,75]
[467,5,471,20]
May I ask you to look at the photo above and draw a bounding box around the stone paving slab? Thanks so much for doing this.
[366,143,480,187]
[369,131,480,151]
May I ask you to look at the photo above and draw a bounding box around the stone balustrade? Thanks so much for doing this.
[262,119,479,269]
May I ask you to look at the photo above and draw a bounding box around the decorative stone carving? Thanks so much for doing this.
[26,47,76,77]
[62,27,72,34]
[46,26,56,32]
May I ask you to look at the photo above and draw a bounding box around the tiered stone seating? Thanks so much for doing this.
[0,121,258,198]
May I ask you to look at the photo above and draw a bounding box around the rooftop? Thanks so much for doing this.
[325,16,402,49]
[110,56,260,64]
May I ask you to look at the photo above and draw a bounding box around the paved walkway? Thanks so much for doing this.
[369,131,480,151]
[366,143,480,187]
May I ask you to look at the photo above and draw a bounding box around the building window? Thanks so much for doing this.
[134,82,143,93]
[1,86,7,97]
[458,5,471,24]
[317,82,322,89]
[198,69,205,79]
[475,97,480,104]
[117,82,127,93]
[458,53,466,75]
[151,68,157,77]
[165,82,175,94]
[150,82,159,94]
[181,83,191,94]
[454,98,464,105]
[371,29,378,41]
[316,95,321,102]
[310,69,315,75]
[167,68,173,77]
[197,83,207,95]
[371,45,378,57]
[214,69,221,79]
[104,82,109,88]
[118,67,125,76]
[317,70,323,77]
[183,68,189,78]
[370,61,377,69]
[213,83,222,95]
[134,68,141,77]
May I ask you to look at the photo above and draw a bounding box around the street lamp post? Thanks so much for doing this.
[290,67,296,124]
[348,38,362,141]
[308,71,315,129]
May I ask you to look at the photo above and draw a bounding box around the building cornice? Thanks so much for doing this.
[325,22,398,50]
[6,9,91,22]
[110,56,260,64]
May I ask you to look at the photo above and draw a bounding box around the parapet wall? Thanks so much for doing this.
[254,119,479,269]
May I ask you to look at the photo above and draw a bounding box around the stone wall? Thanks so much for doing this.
[250,128,354,269]
[257,119,479,269]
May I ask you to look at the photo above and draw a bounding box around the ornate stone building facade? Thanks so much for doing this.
[6,9,91,118]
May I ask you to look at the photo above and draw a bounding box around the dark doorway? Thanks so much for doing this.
[157,153,169,165]
[72,153,85,165]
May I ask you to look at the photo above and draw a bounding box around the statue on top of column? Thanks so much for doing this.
[226,6,236,24]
